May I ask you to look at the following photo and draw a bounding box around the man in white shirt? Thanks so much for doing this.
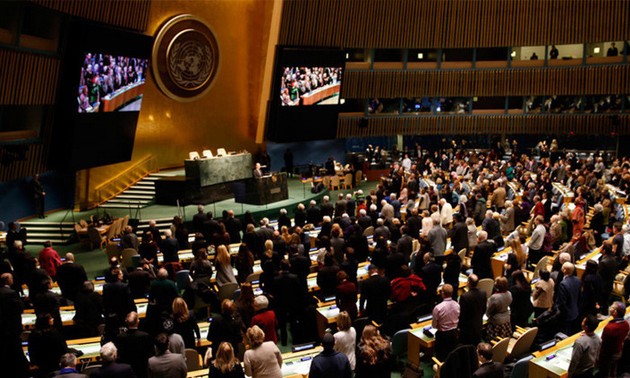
[527,215,546,268]
[439,198,453,229]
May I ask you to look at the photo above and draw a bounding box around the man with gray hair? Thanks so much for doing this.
[320,195,334,218]
[556,262,581,335]
[92,342,135,377]
[427,214,447,264]
[54,353,86,378]
[160,229,179,263]
[472,231,495,279]
[192,204,206,233]
[307,199,322,225]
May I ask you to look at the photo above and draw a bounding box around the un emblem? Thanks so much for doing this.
[153,15,219,101]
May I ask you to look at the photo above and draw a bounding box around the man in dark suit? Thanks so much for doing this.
[103,268,137,342]
[92,342,136,378]
[115,312,153,378]
[253,162,263,178]
[450,214,469,255]
[359,264,390,323]
[419,252,442,305]
[307,200,322,225]
[357,209,372,231]
[121,226,139,251]
[472,343,504,378]
[555,262,581,335]
[201,212,221,242]
[223,209,242,243]
[320,196,334,218]
[146,220,162,244]
[471,231,495,280]
[396,226,414,263]
[33,276,63,330]
[334,193,347,218]
[458,274,487,346]
[0,273,29,378]
[56,252,88,302]
[405,208,422,240]
[374,218,391,240]
[289,246,311,290]
[147,333,187,377]
[160,229,179,263]
[191,205,207,234]
[272,260,307,345]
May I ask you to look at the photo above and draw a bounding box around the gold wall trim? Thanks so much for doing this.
[280,0,630,48]
[337,114,629,138]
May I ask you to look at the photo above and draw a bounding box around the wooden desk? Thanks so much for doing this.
[408,311,487,367]
[21,298,148,330]
[575,248,602,279]
[408,319,435,366]
[76,224,110,236]
[101,82,145,112]
[301,83,341,105]
[528,311,624,378]
[186,346,322,378]
[24,336,103,364]
[22,280,105,298]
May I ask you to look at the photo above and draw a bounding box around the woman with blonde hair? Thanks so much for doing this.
[334,311,357,370]
[280,226,291,244]
[215,244,237,286]
[171,297,200,348]
[243,325,282,378]
[355,325,392,378]
[507,237,527,269]
[210,342,245,378]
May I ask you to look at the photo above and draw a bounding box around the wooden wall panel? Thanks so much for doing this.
[0,49,59,105]
[337,114,629,138]
[280,0,630,48]
[30,0,150,31]
[0,144,47,182]
[341,65,630,98]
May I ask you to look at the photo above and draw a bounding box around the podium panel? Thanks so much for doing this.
[234,173,289,205]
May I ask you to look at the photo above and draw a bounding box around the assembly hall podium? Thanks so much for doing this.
[234,173,289,205]
[154,152,253,205]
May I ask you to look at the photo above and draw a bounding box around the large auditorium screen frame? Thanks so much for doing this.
[52,20,153,171]
[267,47,346,142]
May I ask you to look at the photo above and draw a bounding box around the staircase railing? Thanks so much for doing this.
[94,155,158,208]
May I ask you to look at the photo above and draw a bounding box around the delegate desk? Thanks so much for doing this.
[22,280,105,298]
[24,321,211,365]
[300,83,341,105]
[408,310,487,367]
[21,298,148,330]
[575,248,602,278]
[528,310,630,378]
[101,81,145,112]
[187,346,322,378]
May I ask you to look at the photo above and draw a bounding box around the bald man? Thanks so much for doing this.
[56,252,88,302]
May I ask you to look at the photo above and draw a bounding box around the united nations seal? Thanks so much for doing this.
[152,15,219,102]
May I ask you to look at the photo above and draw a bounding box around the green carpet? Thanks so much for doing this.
[25,178,378,279]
